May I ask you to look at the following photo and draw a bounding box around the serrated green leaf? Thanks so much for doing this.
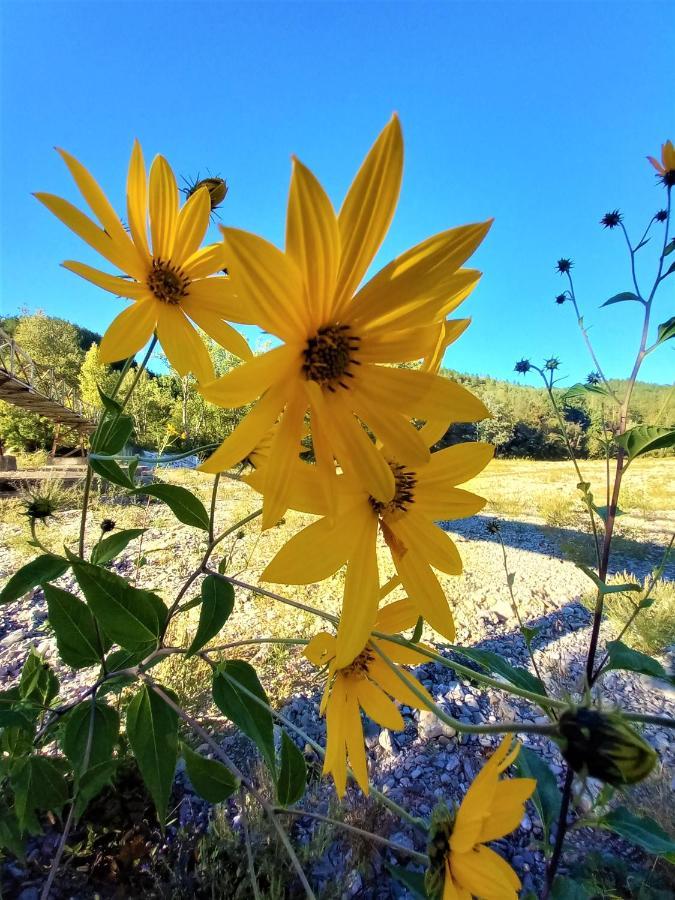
[277,732,307,806]
[655,316,675,346]
[91,528,146,566]
[92,414,133,455]
[19,650,59,706]
[515,746,561,846]
[61,700,119,775]
[456,646,547,696]
[45,584,108,668]
[74,759,119,819]
[126,684,178,825]
[598,806,675,861]
[70,558,166,652]
[603,640,672,684]
[11,755,70,832]
[0,554,69,605]
[615,425,675,461]
[212,661,276,775]
[132,483,210,530]
[89,456,135,489]
[601,291,642,307]
[182,742,238,803]
[186,575,234,657]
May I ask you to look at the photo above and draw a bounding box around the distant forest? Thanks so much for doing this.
[1,312,672,459]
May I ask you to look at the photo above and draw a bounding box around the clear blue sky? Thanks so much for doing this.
[2,0,673,385]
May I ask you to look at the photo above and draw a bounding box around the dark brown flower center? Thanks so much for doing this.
[147,258,190,304]
[369,462,417,516]
[340,647,375,679]
[302,324,360,391]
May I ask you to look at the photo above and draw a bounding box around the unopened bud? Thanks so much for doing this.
[557,708,657,786]
[100,518,116,533]
[194,177,227,211]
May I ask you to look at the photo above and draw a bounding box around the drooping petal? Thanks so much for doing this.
[156,304,214,383]
[357,677,404,730]
[98,298,158,364]
[181,303,252,360]
[261,507,357,584]
[149,155,179,260]
[478,778,536,844]
[57,148,146,279]
[350,387,430,467]
[286,157,340,328]
[260,390,308,529]
[442,863,470,900]
[391,538,456,641]
[198,385,286,473]
[333,116,403,316]
[324,682,348,797]
[220,227,308,340]
[199,345,297,407]
[343,688,369,793]
[375,599,419,634]
[372,635,428,666]
[62,261,149,300]
[368,657,433,709]
[172,186,211,266]
[304,632,336,667]
[450,845,521,900]
[127,139,150,257]
[335,509,380,667]
[394,513,463,575]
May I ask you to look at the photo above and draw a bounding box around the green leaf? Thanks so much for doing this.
[615,425,675,461]
[74,760,119,819]
[0,689,35,732]
[603,640,673,685]
[456,647,547,696]
[92,414,133,455]
[212,661,276,775]
[97,386,122,414]
[593,504,625,523]
[277,732,307,806]
[598,806,675,862]
[521,625,541,645]
[61,700,119,775]
[550,876,590,899]
[132,483,210,530]
[91,528,146,566]
[664,260,675,278]
[126,684,178,825]
[0,554,69,605]
[564,383,609,403]
[664,237,675,257]
[385,863,428,898]
[182,742,238,803]
[655,316,675,346]
[575,564,641,595]
[19,649,59,706]
[601,291,642,307]
[70,558,166,652]
[515,746,561,846]
[0,802,25,859]
[11,755,70,832]
[44,584,108,668]
[89,456,135,489]
[186,575,234,657]
[98,647,155,694]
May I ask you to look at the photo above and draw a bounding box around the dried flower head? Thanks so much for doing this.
[600,210,622,229]
[21,480,66,524]
[485,519,501,535]
[655,209,668,223]
[555,293,567,305]
[514,358,531,374]
[100,518,116,533]
[556,258,573,274]
[544,357,560,371]
[586,371,601,386]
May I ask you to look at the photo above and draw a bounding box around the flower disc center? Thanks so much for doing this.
[148,259,190,304]
[302,324,360,391]
[340,647,375,678]
[369,462,417,516]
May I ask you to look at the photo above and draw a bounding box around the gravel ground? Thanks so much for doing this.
[0,489,673,898]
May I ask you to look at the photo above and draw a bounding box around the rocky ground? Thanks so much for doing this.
[0,482,673,898]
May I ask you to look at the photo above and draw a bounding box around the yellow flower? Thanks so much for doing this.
[439,737,535,900]
[305,600,432,797]
[199,116,491,527]
[35,142,251,382]
[647,140,675,184]
[257,441,493,667]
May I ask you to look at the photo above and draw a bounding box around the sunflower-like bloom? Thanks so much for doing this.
[257,441,493,666]
[647,140,675,186]
[199,116,491,527]
[305,600,432,797]
[35,142,251,382]
[432,737,535,900]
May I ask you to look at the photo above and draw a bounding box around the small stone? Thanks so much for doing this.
[378,728,397,756]
[418,709,456,740]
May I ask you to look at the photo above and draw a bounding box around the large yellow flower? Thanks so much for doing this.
[256,441,493,667]
[199,116,491,527]
[305,600,432,797]
[35,142,251,382]
[438,737,535,900]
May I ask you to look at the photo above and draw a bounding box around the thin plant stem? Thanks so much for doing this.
[564,272,619,402]
[544,767,574,898]
[240,789,263,900]
[622,712,675,729]
[273,808,429,864]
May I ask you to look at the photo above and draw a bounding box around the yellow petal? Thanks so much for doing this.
[185,275,247,320]
[392,539,456,641]
[199,345,297,407]
[357,678,404,731]
[344,690,369,794]
[478,778,537,844]
[395,513,463,576]
[304,632,336,667]
[358,324,441,363]
[368,657,432,709]
[62,261,149,300]
[57,148,147,279]
[244,460,330,516]
[181,303,252,360]
[261,507,356,584]
[413,485,487,522]
[286,157,340,328]
[35,193,138,275]
[98,298,158,364]
[220,227,307,340]
[127,139,150,257]
[173,186,211,266]
[183,243,227,279]
[423,442,494,486]
[450,845,521,900]
[423,318,471,373]
[442,864,470,900]
[350,388,430,466]
[198,386,286,473]
[373,637,428,666]
[335,509,380,667]
[324,683,348,797]
[156,304,213,383]
[333,116,403,315]
[375,599,419,634]
[260,391,308,529]
[149,155,179,259]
